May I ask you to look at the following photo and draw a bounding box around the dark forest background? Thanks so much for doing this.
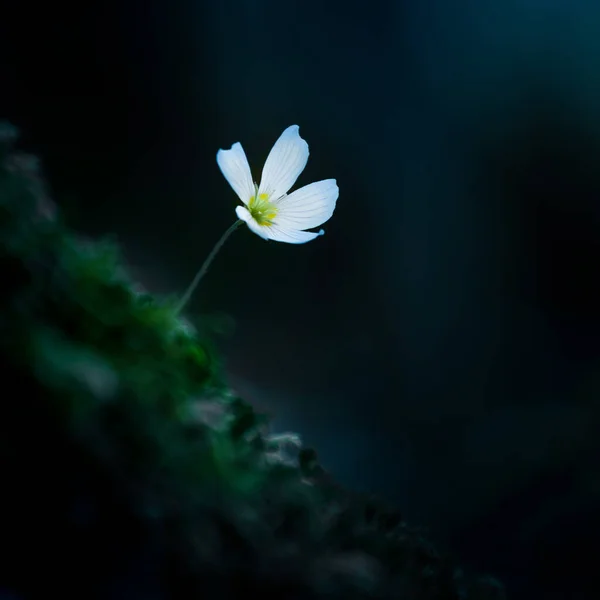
[2,1,600,598]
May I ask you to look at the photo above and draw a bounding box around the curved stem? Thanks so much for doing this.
[175,219,243,315]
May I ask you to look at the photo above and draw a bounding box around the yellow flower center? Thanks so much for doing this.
[248,192,278,226]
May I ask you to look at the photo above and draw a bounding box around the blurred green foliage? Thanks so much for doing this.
[0,121,504,600]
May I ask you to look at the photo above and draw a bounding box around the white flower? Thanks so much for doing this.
[216,125,339,243]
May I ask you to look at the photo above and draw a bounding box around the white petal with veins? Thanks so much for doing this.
[274,179,338,231]
[263,225,324,244]
[258,125,309,200]
[217,142,255,205]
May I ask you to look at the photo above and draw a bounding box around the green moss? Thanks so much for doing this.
[0,121,505,600]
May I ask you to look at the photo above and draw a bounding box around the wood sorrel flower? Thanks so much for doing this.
[175,125,338,313]
[217,125,339,243]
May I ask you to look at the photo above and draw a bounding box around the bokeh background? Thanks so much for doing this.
[2,1,600,598]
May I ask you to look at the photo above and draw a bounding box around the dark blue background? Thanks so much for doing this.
[3,1,600,598]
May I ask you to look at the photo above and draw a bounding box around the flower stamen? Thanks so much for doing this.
[248,191,278,226]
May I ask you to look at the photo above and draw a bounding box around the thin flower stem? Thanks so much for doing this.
[175,219,243,314]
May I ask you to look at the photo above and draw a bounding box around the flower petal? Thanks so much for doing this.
[274,179,338,231]
[217,142,255,205]
[264,224,324,244]
[258,125,309,200]
[235,205,269,240]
